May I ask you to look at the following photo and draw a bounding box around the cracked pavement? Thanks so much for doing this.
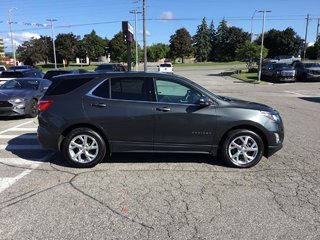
[0,66,320,239]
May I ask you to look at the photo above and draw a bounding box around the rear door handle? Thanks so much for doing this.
[156,107,171,112]
[92,103,107,108]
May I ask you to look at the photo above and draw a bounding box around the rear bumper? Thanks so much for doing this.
[37,126,61,150]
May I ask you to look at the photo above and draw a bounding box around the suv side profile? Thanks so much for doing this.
[38,72,284,168]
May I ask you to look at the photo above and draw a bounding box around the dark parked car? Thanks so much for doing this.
[293,62,320,81]
[261,63,295,82]
[0,78,51,117]
[37,72,284,168]
[0,69,44,85]
[43,69,88,81]
[9,65,33,70]
[95,63,126,72]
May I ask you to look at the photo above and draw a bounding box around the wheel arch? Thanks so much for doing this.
[218,124,269,157]
[59,123,110,154]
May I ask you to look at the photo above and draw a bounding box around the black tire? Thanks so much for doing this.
[302,73,308,82]
[221,129,264,168]
[27,99,38,118]
[63,128,107,168]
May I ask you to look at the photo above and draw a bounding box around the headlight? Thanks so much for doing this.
[9,98,26,104]
[260,111,280,122]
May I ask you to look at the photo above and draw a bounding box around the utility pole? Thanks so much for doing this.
[258,10,271,82]
[130,9,141,71]
[303,14,310,60]
[47,19,57,69]
[143,0,147,71]
[250,10,257,42]
[316,18,320,41]
[8,8,17,66]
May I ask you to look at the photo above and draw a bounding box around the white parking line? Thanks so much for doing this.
[0,121,34,135]
[0,120,53,194]
[8,128,37,132]
[0,135,36,139]
[0,168,34,193]
[0,145,45,150]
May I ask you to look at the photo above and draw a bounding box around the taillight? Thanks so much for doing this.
[38,100,54,111]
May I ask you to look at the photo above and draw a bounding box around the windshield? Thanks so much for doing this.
[274,63,290,69]
[0,79,40,90]
[304,63,320,68]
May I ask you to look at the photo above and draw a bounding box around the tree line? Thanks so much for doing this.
[15,18,320,66]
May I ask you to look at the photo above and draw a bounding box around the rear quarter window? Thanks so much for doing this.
[45,77,94,96]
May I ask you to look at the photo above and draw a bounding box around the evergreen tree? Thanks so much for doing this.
[208,20,216,61]
[193,17,211,62]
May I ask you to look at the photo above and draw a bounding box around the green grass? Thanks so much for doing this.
[230,69,269,84]
[173,61,245,67]
[38,64,96,72]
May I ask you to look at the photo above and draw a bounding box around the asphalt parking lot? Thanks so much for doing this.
[0,66,320,239]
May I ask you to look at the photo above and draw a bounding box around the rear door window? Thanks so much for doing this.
[92,80,110,98]
[110,77,152,101]
[45,77,94,96]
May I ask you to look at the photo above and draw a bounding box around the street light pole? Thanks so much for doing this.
[258,10,271,81]
[8,8,17,66]
[130,9,141,71]
[250,10,257,42]
[47,19,57,69]
[143,0,147,71]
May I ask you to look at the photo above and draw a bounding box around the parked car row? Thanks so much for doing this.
[261,61,320,83]
[0,63,129,117]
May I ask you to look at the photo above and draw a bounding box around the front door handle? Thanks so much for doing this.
[92,103,107,108]
[156,107,171,112]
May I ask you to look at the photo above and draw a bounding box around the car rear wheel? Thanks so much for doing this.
[63,128,107,168]
[221,129,264,168]
[27,99,38,118]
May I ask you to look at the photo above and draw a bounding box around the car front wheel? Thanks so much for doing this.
[221,129,264,168]
[63,128,107,168]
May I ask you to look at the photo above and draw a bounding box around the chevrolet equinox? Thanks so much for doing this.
[37,72,284,168]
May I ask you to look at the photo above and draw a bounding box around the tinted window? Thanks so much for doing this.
[160,64,172,67]
[46,77,94,96]
[0,79,39,90]
[111,77,150,101]
[0,66,6,71]
[92,80,109,98]
[1,72,23,78]
[44,71,71,80]
[155,79,202,104]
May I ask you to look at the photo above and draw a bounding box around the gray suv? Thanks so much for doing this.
[37,72,284,168]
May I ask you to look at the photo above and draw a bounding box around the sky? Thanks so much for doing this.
[0,0,319,52]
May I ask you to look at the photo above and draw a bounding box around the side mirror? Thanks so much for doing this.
[198,97,212,107]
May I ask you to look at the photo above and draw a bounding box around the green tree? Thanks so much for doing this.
[236,41,268,70]
[108,32,127,63]
[147,43,170,62]
[256,28,303,57]
[81,30,108,62]
[193,17,211,62]
[215,19,250,61]
[17,36,51,65]
[214,19,229,61]
[208,20,217,61]
[169,28,193,63]
[55,33,80,66]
